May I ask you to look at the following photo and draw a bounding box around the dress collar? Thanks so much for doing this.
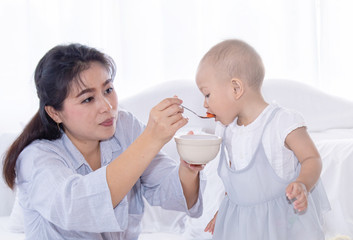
[227,103,276,133]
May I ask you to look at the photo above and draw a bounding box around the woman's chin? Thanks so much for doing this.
[99,126,116,140]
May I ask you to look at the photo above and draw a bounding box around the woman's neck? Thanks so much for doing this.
[66,134,102,171]
[84,146,101,171]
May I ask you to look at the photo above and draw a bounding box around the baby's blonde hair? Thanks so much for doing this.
[200,39,265,90]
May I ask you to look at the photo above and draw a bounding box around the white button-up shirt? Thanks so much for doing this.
[16,109,205,239]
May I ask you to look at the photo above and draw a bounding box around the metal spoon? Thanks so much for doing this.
[181,105,214,119]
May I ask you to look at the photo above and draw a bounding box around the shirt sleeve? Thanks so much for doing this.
[16,143,127,233]
[274,108,306,143]
[140,151,206,218]
[117,108,205,217]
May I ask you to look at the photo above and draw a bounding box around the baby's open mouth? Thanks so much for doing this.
[206,112,216,118]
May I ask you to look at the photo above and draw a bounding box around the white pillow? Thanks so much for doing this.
[262,79,353,132]
[119,80,216,136]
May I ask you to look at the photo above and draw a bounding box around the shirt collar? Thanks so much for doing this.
[62,133,86,170]
[62,132,122,170]
[228,103,275,132]
[100,136,122,166]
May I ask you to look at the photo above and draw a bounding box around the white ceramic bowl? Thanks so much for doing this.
[174,134,222,164]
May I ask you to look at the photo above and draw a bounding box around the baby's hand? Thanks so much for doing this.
[286,181,308,212]
[204,211,218,234]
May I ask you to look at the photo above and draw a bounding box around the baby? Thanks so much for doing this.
[196,39,331,239]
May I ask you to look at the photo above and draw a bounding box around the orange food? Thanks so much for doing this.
[206,112,215,118]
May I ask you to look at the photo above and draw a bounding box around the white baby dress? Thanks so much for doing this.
[213,107,330,240]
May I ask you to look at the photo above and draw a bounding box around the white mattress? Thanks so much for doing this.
[139,232,200,240]
[0,216,204,240]
[309,128,353,238]
[0,217,24,240]
[310,128,353,142]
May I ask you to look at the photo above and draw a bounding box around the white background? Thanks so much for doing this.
[1,0,353,133]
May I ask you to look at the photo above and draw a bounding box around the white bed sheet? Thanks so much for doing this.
[0,217,24,240]
[139,232,206,240]
[310,128,353,142]
[311,129,353,238]
[0,216,204,240]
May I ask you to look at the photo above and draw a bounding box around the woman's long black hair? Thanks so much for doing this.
[2,43,116,189]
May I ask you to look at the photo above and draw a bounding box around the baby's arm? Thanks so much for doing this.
[284,126,322,212]
[204,191,227,234]
[204,211,218,234]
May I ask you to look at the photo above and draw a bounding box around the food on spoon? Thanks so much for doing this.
[206,112,216,118]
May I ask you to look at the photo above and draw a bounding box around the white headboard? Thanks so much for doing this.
[120,78,353,136]
[262,79,353,132]
[119,80,216,134]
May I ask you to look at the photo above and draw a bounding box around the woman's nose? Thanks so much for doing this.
[100,97,113,112]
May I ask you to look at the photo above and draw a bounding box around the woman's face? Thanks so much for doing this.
[57,61,118,145]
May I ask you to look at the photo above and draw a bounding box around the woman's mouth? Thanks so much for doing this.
[100,117,114,127]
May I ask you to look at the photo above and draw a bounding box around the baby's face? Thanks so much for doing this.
[196,63,238,125]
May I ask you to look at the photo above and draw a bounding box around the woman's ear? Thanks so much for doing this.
[44,105,62,124]
[231,78,244,99]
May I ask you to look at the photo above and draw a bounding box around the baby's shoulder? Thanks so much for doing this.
[266,105,306,141]
[270,105,305,126]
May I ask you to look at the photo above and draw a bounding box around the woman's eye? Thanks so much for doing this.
[105,87,113,94]
[82,97,93,103]
[205,93,210,98]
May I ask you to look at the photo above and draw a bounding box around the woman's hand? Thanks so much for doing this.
[286,181,308,212]
[179,158,204,209]
[145,97,188,145]
[178,130,205,208]
[180,159,205,173]
[179,131,205,174]
[204,211,218,234]
[107,97,187,207]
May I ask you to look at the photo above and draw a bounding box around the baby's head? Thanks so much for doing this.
[197,39,264,90]
[196,39,265,125]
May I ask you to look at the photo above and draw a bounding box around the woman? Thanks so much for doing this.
[2,43,205,239]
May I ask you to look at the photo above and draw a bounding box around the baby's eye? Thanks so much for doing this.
[105,87,113,94]
[82,97,93,103]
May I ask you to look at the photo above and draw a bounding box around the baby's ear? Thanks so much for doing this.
[231,78,244,99]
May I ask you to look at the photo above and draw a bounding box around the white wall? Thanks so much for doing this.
[1,0,353,134]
